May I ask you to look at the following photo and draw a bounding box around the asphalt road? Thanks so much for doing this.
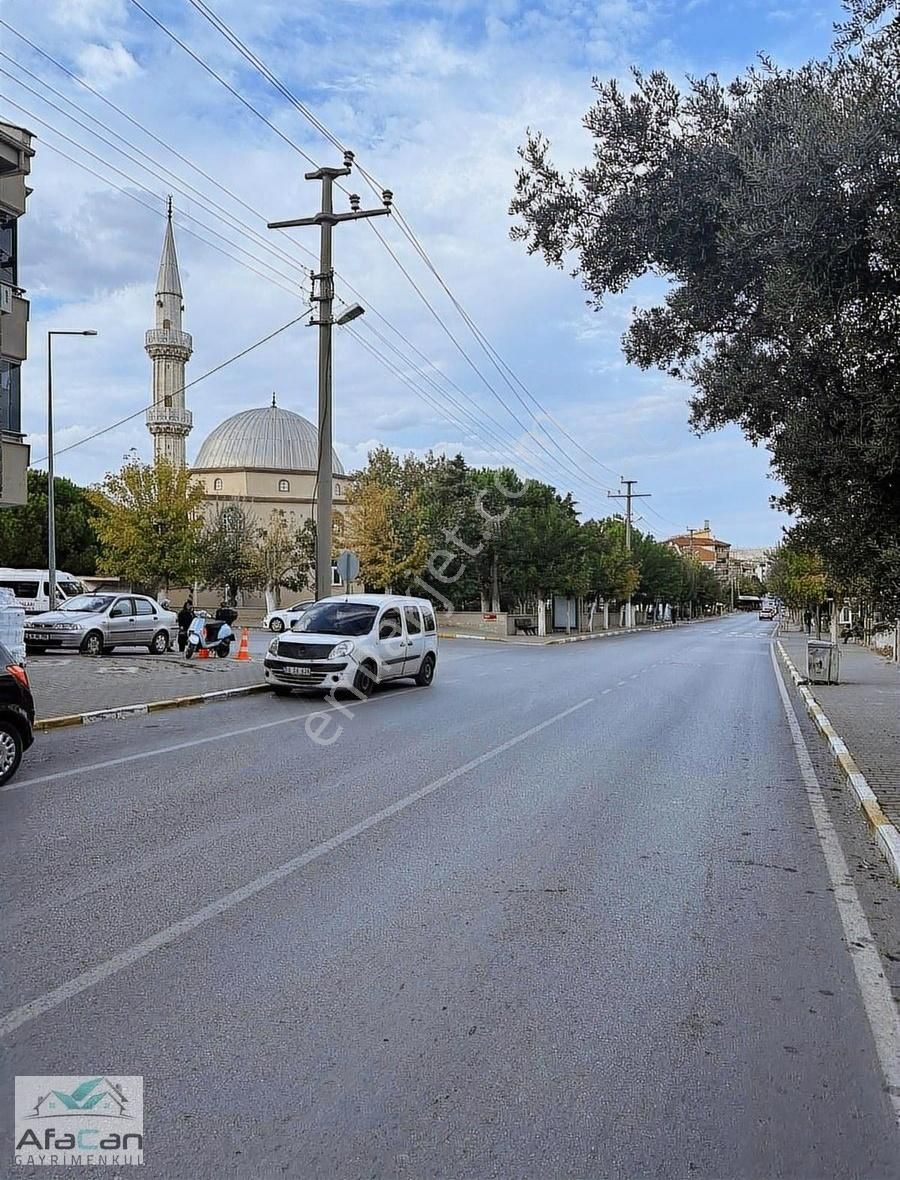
[3,617,900,1178]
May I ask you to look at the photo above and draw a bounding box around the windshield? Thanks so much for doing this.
[294,601,378,636]
[60,594,114,614]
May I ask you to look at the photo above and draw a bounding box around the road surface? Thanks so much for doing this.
[3,617,899,1178]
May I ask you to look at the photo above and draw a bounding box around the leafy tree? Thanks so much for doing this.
[347,449,430,591]
[511,0,900,609]
[500,482,587,603]
[767,541,827,610]
[0,470,100,573]
[200,502,261,605]
[90,457,204,596]
[581,517,639,606]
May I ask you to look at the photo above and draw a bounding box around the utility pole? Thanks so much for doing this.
[686,527,699,619]
[268,152,392,600]
[608,478,651,628]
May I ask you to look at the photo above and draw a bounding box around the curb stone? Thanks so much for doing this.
[777,640,900,886]
[35,683,268,732]
[438,622,680,646]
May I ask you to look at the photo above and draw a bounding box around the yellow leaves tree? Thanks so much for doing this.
[90,455,206,596]
[346,478,429,592]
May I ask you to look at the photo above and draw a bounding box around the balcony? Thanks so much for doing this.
[0,290,28,361]
[146,405,193,430]
[145,328,192,351]
[0,433,29,505]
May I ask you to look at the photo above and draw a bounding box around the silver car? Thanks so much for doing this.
[25,593,178,656]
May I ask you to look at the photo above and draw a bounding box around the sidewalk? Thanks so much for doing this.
[439,617,721,645]
[26,649,264,726]
[778,626,900,880]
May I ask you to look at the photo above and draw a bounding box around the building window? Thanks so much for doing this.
[335,483,341,497]
[0,360,21,434]
[278,479,290,492]
[213,478,223,491]
[163,318,171,330]
[0,213,16,286]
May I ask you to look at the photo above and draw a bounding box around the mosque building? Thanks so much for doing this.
[144,203,348,608]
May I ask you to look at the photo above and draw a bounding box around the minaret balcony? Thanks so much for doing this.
[145,328,192,351]
[146,405,193,430]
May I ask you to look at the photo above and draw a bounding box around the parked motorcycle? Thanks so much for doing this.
[184,612,235,659]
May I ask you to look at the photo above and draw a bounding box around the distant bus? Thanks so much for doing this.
[736,595,762,611]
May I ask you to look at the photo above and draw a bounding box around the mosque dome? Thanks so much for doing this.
[192,404,344,474]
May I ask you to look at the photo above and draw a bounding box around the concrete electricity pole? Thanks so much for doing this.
[268,152,392,600]
[608,478,651,628]
[686,527,699,618]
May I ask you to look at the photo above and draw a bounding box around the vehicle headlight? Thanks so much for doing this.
[268,638,279,654]
[330,640,354,658]
[56,623,81,630]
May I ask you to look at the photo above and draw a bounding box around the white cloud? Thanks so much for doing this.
[4,0,822,546]
[76,41,141,89]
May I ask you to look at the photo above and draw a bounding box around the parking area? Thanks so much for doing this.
[24,648,263,721]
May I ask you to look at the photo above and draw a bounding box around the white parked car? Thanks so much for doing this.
[263,602,311,633]
[264,594,438,696]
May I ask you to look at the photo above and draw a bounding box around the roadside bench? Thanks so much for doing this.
[513,616,538,636]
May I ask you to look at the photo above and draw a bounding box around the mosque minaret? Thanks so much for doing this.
[145,197,193,467]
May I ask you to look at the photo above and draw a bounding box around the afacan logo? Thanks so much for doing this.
[14,1075,144,1167]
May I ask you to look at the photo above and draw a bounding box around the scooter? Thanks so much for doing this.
[184,612,235,659]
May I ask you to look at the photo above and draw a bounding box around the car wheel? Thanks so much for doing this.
[0,718,23,786]
[80,631,104,657]
[272,686,293,697]
[353,663,377,699]
[269,617,285,633]
[149,630,169,655]
[414,654,436,687]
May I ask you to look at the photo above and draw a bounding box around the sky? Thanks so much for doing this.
[3,0,842,545]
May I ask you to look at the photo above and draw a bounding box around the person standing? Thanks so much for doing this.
[804,608,813,634]
[177,599,194,653]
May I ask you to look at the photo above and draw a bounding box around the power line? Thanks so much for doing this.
[0,93,305,297]
[126,0,620,501]
[174,0,632,493]
[10,28,628,506]
[32,310,312,465]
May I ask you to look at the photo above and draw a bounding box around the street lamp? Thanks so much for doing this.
[335,303,365,326]
[47,330,97,609]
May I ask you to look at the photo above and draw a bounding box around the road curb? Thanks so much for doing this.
[777,640,900,886]
[438,623,680,646]
[35,683,268,732]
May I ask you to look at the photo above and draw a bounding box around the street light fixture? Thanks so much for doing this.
[335,303,365,326]
[47,330,98,609]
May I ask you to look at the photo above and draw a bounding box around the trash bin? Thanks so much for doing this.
[807,640,840,684]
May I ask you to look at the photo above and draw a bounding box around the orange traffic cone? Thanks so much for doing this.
[234,627,252,661]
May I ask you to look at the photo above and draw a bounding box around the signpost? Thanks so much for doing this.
[336,550,360,587]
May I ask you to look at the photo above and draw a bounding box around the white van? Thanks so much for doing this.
[0,569,85,615]
[264,593,438,697]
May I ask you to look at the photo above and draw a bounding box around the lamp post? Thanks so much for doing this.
[47,330,97,609]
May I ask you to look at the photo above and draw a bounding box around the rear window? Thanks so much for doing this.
[58,581,84,598]
[0,580,39,598]
[135,599,155,616]
[421,607,436,633]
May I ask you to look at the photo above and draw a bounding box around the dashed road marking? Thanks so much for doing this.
[0,697,594,1038]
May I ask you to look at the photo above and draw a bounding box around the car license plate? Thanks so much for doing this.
[285,664,313,676]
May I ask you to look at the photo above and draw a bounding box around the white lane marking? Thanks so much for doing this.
[601,688,613,695]
[0,697,594,1038]
[616,680,627,687]
[5,689,419,792]
[770,645,900,1128]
